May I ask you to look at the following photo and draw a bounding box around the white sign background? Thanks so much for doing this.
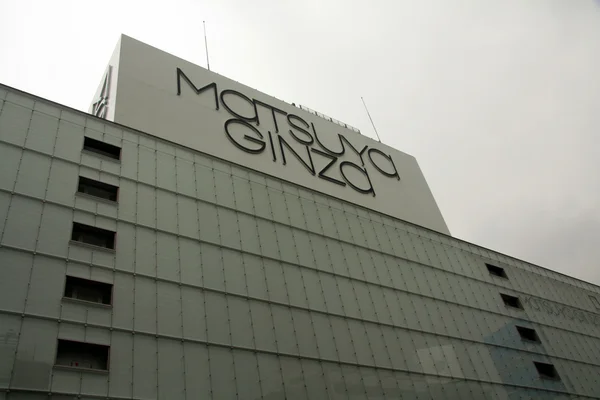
[93,35,450,235]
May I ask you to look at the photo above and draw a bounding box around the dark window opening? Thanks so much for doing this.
[516,326,540,343]
[55,339,109,371]
[501,293,523,310]
[534,362,560,380]
[78,176,118,202]
[64,276,112,305]
[83,137,121,160]
[486,263,508,279]
[71,223,115,250]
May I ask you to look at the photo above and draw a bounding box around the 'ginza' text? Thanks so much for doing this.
[176,68,401,196]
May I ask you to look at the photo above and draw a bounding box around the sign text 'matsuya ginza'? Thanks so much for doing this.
[176,68,400,196]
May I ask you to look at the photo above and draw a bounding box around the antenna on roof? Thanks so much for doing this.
[361,97,381,142]
[203,21,211,71]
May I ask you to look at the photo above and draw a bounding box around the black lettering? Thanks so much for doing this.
[176,68,219,110]
[340,161,375,196]
[268,131,276,162]
[224,119,265,154]
[254,99,287,133]
[287,114,314,145]
[340,136,368,165]
[220,89,259,123]
[368,148,401,180]
[311,148,345,186]
[278,135,315,175]
[312,122,344,155]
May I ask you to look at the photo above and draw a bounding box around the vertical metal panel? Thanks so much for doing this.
[137,147,156,186]
[156,232,179,281]
[177,287,205,343]
[50,368,80,394]
[115,222,135,273]
[243,253,268,300]
[81,371,109,397]
[156,281,182,337]
[11,318,57,390]
[133,277,157,334]
[217,207,241,250]
[0,145,20,192]
[177,196,199,239]
[156,152,176,192]
[119,140,138,180]
[175,157,195,198]
[156,190,178,234]
[282,263,308,309]
[132,335,157,399]
[45,159,77,206]
[228,296,254,348]
[134,227,156,277]
[0,102,31,147]
[271,304,298,355]
[157,339,185,399]
[250,301,277,352]
[3,196,43,250]
[256,352,285,399]
[182,342,211,399]
[0,313,21,388]
[264,259,288,304]
[237,213,260,254]
[53,120,84,163]
[24,257,63,318]
[214,169,235,209]
[222,248,246,295]
[179,237,202,286]
[14,152,51,199]
[197,202,220,244]
[233,350,262,400]
[231,175,254,215]
[205,292,230,346]
[36,204,71,257]
[25,112,59,155]
[274,224,297,265]
[208,347,237,398]
[301,268,327,312]
[200,243,225,291]
[194,163,217,204]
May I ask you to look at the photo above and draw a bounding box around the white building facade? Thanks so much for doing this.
[0,35,599,399]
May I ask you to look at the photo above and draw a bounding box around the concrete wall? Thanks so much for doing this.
[2,85,600,399]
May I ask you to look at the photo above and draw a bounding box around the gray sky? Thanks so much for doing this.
[1,0,599,284]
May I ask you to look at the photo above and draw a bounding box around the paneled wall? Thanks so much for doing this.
[1,85,599,399]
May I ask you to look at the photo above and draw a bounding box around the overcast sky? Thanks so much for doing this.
[1,0,599,284]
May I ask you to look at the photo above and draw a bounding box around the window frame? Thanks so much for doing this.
[82,137,121,161]
[516,326,541,343]
[63,275,113,307]
[77,176,119,203]
[533,361,560,381]
[486,263,508,279]
[70,222,116,251]
[54,339,110,373]
[500,293,523,310]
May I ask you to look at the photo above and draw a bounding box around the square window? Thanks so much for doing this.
[516,326,540,343]
[500,293,523,310]
[534,362,560,380]
[64,276,112,305]
[55,339,109,371]
[83,137,121,160]
[71,222,115,250]
[78,176,118,202]
[486,263,508,279]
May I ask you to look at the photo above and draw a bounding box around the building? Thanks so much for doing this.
[0,34,599,399]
